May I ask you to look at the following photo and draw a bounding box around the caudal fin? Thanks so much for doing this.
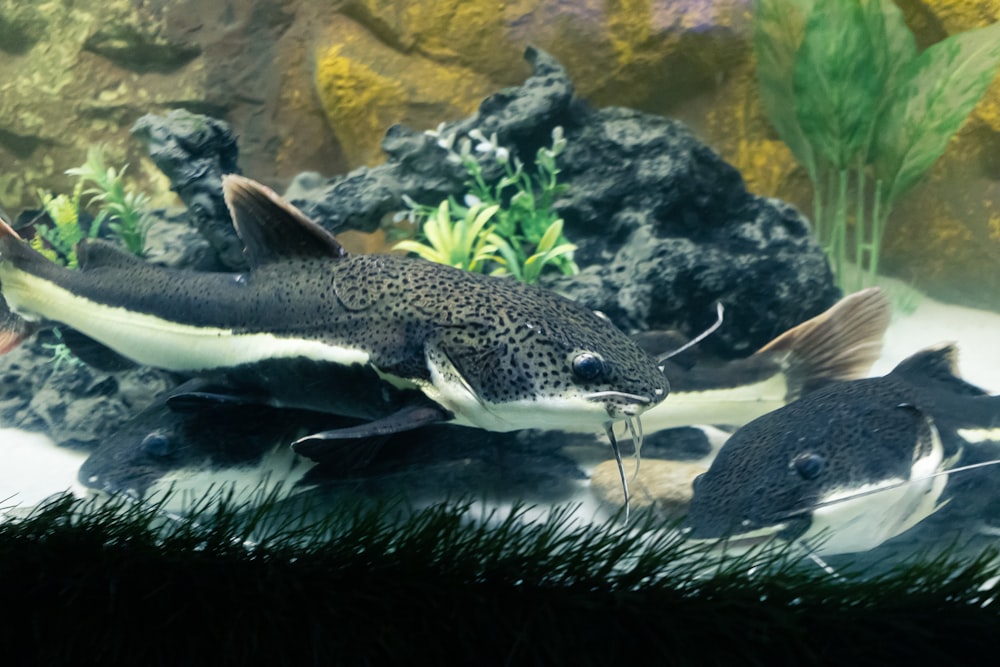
[756,287,892,400]
[0,215,39,354]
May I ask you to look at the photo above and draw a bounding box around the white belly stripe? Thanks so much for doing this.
[2,268,370,371]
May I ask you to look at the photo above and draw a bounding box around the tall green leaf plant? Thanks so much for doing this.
[754,0,1000,289]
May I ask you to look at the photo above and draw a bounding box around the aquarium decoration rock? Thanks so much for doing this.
[0,336,176,449]
[0,48,834,454]
[131,109,246,271]
[3,1,997,309]
[288,48,839,357]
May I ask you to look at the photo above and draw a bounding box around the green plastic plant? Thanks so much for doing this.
[487,217,577,284]
[31,146,152,267]
[28,189,97,368]
[393,199,501,272]
[39,328,85,373]
[393,126,578,284]
[754,0,1000,290]
[31,182,99,268]
[66,145,152,257]
[28,146,153,369]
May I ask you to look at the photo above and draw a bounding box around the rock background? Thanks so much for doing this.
[0,48,836,451]
[1,0,999,308]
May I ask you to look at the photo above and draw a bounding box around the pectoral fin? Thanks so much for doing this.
[166,385,274,412]
[291,402,452,461]
[57,328,138,372]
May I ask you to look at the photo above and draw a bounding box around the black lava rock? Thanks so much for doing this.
[131,109,245,270]
[284,47,839,357]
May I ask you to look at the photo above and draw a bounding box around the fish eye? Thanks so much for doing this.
[571,352,606,381]
[792,453,824,480]
[142,432,173,458]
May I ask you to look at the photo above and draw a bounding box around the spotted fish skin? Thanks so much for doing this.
[685,345,1000,555]
[0,176,667,436]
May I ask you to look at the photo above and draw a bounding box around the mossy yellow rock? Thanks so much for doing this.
[313,15,500,166]
[314,0,750,168]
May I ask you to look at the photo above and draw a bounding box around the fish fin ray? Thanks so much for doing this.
[296,436,390,471]
[0,299,38,355]
[166,388,275,412]
[291,403,452,462]
[0,215,23,242]
[891,344,987,396]
[757,287,892,399]
[0,216,41,353]
[57,327,138,371]
[222,174,347,268]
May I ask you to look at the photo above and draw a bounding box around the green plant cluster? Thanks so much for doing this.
[66,145,152,258]
[394,126,578,284]
[754,0,1000,290]
[31,182,98,269]
[32,146,152,267]
[29,146,153,369]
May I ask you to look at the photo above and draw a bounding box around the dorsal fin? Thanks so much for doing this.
[77,239,147,270]
[756,287,892,398]
[222,174,347,269]
[891,344,987,396]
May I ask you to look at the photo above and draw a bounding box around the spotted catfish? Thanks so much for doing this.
[0,175,667,506]
[685,345,1000,557]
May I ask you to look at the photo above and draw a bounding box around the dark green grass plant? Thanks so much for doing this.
[754,0,1000,291]
[1,488,999,665]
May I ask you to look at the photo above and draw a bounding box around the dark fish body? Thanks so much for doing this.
[686,345,1000,556]
[78,289,894,505]
[0,176,667,444]
[0,176,893,513]
[76,379,341,505]
[77,379,589,513]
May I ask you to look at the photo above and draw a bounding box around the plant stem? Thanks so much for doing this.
[869,181,891,288]
[854,158,867,291]
[811,170,825,251]
[833,167,849,286]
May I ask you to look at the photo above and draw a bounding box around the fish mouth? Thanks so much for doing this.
[584,390,656,415]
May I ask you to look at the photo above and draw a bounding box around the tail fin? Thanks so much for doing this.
[757,287,892,400]
[0,216,39,354]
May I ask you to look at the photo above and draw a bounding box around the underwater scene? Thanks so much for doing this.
[2,0,1000,662]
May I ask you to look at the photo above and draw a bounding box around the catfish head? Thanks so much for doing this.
[685,374,958,556]
[419,296,669,434]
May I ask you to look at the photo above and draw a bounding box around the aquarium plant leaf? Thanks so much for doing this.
[422,199,452,260]
[873,0,917,90]
[753,0,817,175]
[873,20,1000,203]
[793,0,887,169]
[859,0,918,161]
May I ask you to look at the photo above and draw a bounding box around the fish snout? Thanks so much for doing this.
[584,390,660,418]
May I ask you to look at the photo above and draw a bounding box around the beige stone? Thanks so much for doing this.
[590,458,708,518]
